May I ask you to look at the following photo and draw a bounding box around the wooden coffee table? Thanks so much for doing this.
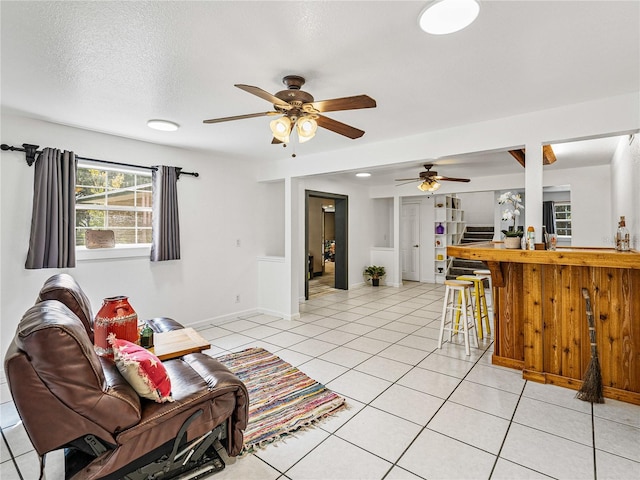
[150,327,211,361]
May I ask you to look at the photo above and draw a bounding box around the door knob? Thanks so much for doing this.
[413,244,419,247]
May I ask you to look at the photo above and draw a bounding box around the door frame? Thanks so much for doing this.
[305,190,348,300]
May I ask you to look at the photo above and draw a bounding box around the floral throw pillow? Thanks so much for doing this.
[109,334,173,403]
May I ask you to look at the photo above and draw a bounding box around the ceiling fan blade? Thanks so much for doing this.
[203,111,278,124]
[394,178,421,182]
[307,95,377,113]
[235,84,291,109]
[435,175,471,182]
[316,114,365,139]
[271,137,283,144]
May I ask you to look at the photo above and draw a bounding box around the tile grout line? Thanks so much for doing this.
[487,379,528,479]
[1,427,24,480]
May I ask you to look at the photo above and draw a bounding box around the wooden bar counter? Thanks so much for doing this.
[448,242,640,405]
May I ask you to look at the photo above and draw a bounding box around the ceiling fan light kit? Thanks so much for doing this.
[270,116,292,143]
[418,179,441,192]
[296,116,318,143]
[419,0,480,35]
[204,75,376,146]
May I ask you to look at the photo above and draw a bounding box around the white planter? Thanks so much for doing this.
[504,237,522,249]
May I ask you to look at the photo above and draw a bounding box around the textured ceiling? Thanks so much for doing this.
[1,1,638,179]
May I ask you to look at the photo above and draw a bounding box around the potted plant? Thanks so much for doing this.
[363,265,386,286]
[498,191,524,249]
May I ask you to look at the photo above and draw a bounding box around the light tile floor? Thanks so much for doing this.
[2,282,639,479]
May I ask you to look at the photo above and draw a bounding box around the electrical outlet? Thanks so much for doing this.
[235,294,240,303]
[236,239,241,247]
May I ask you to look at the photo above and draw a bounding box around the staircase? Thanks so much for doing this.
[447,226,494,279]
[461,226,495,243]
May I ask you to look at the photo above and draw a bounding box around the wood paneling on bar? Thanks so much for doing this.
[449,242,640,404]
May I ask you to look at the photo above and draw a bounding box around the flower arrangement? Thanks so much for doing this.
[498,191,524,237]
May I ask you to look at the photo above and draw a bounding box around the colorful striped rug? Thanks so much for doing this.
[216,347,345,454]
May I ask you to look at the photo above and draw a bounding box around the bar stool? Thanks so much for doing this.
[456,275,491,339]
[473,269,494,326]
[438,280,478,356]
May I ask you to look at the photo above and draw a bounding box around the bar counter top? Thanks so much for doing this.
[448,242,640,269]
[447,241,640,405]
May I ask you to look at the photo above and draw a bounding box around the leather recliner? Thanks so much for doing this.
[4,274,249,479]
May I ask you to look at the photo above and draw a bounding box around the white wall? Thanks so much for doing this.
[370,248,395,286]
[544,165,611,246]
[372,198,393,248]
[257,180,285,257]
[611,135,640,249]
[1,113,261,359]
[456,191,495,225]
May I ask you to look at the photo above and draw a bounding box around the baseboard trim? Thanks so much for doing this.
[186,306,302,328]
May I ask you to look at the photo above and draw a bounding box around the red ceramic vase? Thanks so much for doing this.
[94,296,139,357]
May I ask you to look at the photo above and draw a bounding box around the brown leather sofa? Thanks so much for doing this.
[4,274,249,480]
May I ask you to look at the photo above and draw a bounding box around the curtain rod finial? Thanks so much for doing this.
[22,144,40,166]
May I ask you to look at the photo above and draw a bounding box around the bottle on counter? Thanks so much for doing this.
[527,226,535,250]
[616,216,630,252]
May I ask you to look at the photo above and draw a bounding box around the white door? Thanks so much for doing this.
[401,203,420,281]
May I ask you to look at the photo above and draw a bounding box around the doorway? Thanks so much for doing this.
[305,190,348,299]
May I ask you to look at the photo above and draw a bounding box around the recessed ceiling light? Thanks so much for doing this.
[356,172,371,177]
[418,0,480,35]
[147,119,180,131]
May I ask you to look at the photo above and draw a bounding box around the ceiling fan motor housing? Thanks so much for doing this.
[275,90,314,104]
[274,75,315,114]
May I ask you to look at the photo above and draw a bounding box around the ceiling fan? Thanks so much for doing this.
[395,164,471,192]
[203,75,376,144]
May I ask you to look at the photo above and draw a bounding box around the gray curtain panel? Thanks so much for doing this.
[25,148,77,269]
[543,200,556,234]
[151,165,181,261]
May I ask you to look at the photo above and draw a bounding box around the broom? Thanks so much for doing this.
[575,288,605,403]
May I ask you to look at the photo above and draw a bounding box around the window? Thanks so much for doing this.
[554,202,572,237]
[75,164,152,247]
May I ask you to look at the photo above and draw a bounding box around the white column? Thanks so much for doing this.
[393,194,402,287]
[525,141,544,241]
[284,176,300,318]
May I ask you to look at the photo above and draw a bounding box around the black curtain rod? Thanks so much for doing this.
[0,143,199,178]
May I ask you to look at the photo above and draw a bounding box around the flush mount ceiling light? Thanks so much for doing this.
[356,172,371,177]
[147,119,180,131]
[417,178,442,192]
[419,0,480,35]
